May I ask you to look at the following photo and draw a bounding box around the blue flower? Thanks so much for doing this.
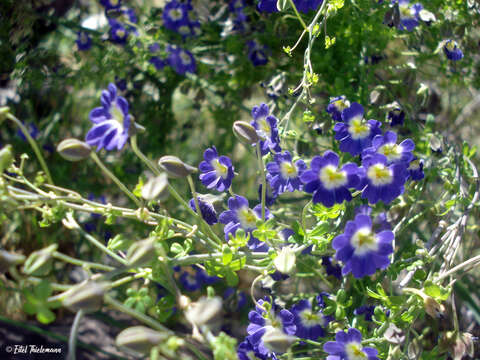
[167,45,196,75]
[76,31,92,51]
[163,0,199,38]
[266,151,307,195]
[322,256,342,279]
[359,153,408,204]
[107,8,138,44]
[300,151,360,207]
[178,265,219,291]
[257,0,323,13]
[363,131,415,165]
[108,19,129,44]
[85,83,131,151]
[100,0,122,10]
[224,287,247,311]
[332,214,394,278]
[291,299,327,340]
[354,305,375,321]
[257,0,279,13]
[356,206,392,232]
[247,40,269,66]
[149,43,166,70]
[443,40,464,61]
[407,157,424,181]
[218,195,271,251]
[17,122,39,141]
[199,146,234,192]
[323,328,379,360]
[238,339,265,360]
[394,0,422,31]
[326,95,351,122]
[333,102,382,156]
[387,106,405,127]
[188,198,218,225]
[251,103,282,155]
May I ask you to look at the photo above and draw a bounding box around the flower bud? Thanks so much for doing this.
[127,238,156,267]
[22,244,57,276]
[61,280,108,313]
[158,155,197,178]
[424,296,445,319]
[262,327,297,354]
[407,338,421,359]
[0,106,9,123]
[232,121,260,145]
[115,326,169,354]
[57,139,92,161]
[0,145,14,173]
[384,323,405,345]
[0,249,26,274]
[185,296,223,327]
[141,173,169,201]
[273,247,296,275]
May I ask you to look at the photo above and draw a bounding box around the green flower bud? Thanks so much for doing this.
[232,121,260,145]
[127,238,156,267]
[57,139,92,162]
[115,326,169,354]
[61,280,108,313]
[185,296,223,327]
[158,155,197,178]
[22,244,57,276]
[141,173,169,201]
[273,247,296,275]
[262,327,297,354]
[0,249,26,274]
[0,106,9,123]
[336,289,347,304]
[0,145,13,173]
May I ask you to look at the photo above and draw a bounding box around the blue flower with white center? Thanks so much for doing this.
[149,43,166,70]
[108,19,129,44]
[247,40,269,67]
[188,198,218,225]
[407,157,424,181]
[443,40,464,61]
[199,146,234,192]
[332,214,394,278]
[246,299,296,358]
[250,103,282,155]
[237,339,265,360]
[266,151,307,195]
[359,153,408,204]
[100,0,122,10]
[300,151,360,208]
[167,45,196,75]
[76,31,92,51]
[394,0,422,31]
[387,106,405,127]
[363,131,415,165]
[85,83,131,151]
[163,0,190,31]
[291,299,327,340]
[219,195,271,252]
[179,267,204,291]
[333,103,382,157]
[326,95,351,122]
[323,328,379,360]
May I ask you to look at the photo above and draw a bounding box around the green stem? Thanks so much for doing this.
[53,252,114,271]
[67,310,84,360]
[130,135,160,175]
[287,0,308,31]
[109,270,151,288]
[90,152,141,208]
[256,142,266,221]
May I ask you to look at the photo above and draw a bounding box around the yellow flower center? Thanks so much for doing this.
[446,40,456,52]
[367,164,393,186]
[211,159,229,179]
[348,117,370,140]
[115,29,126,38]
[280,161,297,179]
[238,208,258,230]
[169,8,184,21]
[319,165,348,190]
[179,51,192,65]
[351,228,378,255]
[346,343,368,360]
[378,143,402,162]
[334,98,349,111]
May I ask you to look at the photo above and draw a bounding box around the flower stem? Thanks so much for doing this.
[90,152,141,208]
[67,310,84,360]
[53,251,114,271]
[256,142,266,221]
[287,0,308,31]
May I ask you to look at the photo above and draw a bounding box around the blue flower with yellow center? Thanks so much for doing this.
[266,151,306,195]
[167,45,196,75]
[443,40,463,61]
[199,146,234,192]
[323,328,379,360]
[291,299,327,341]
[251,103,281,155]
[359,153,408,204]
[407,157,424,181]
[300,151,360,207]
[363,131,415,165]
[332,214,394,278]
[100,0,122,10]
[394,0,422,32]
[326,95,351,122]
[85,83,131,151]
[333,103,382,156]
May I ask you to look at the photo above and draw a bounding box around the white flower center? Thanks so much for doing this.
[378,143,402,162]
[110,0,119,6]
[351,227,378,256]
[257,117,271,139]
[333,98,350,111]
[408,159,420,170]
[367,164,393,186]
[115,29,126,38]
[300,309,324,328]
[348,117,370,140]
[237,207,258,230]
[446,40,456,51]
[345,342,368,360]
[280,161,298,179]
[211,158,229,179]
[179,51,192,65]
[178,25,190,35]
[168,8,184,21]
[399,4,412,18]
[319,165,348,190]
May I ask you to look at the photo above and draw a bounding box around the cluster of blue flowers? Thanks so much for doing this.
[162,0,200,38]
[257,0,323,13]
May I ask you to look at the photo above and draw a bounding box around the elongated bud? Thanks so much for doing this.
[424,296,445,319]
[233,121,260,145]
[0,106,9,123]
[115,326,169,354]
[127,238,156,267]
[141,173,169,201]
[273,247,296,275]
[158,155,197,178]
[57,139,92,161]
[262,328,297,354]
[0,145,13,173]
[22,244,57,276]
[185,296,223,327]
[61,280,108,312]
[0,250,26,274]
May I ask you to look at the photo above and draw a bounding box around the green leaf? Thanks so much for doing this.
[424,281,450,301]
[37,307,55,324]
